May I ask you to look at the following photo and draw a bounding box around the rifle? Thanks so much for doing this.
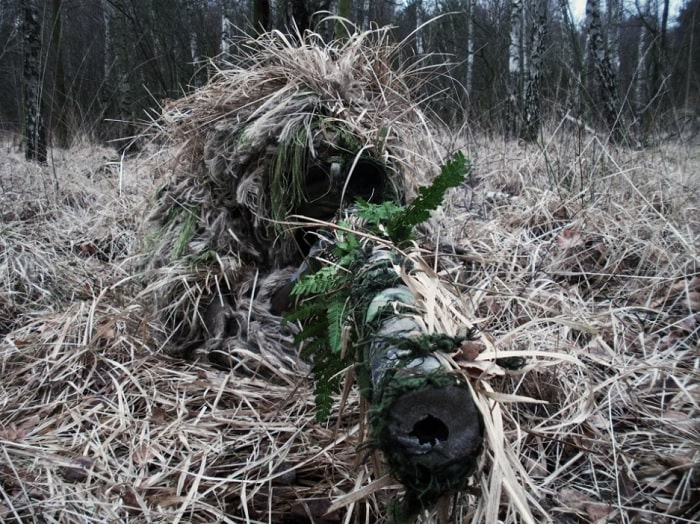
[281,153,484,520]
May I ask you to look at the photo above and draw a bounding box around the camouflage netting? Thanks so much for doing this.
[141,27,445,368]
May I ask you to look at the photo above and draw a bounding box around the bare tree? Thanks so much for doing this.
[252,0,271,33]
[22,0,46,163]
[0,0,695,144]
[631,0,672,140]
[220,0,233,57]
[558,0,584,113]
[505,0,549,142]
[336,0,353,40]
[521,0,548,142]
[48,0,70,147]
[607,0,622,74]
[102,0,113,83]
[585,0,623,141]
[633,0,653,137]
[415,0,424,54]
[0,2,20,65]
[465,0,475,95]
[506,0,525,137]
[355,0,369,29]
[287,0,312,32]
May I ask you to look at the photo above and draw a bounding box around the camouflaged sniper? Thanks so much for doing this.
[143,26,483,520]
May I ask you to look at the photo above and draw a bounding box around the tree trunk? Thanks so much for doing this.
[251,0,270,33]
[50,0,69,147]
[335,0,352,40]
[465,0,474,95]
[648,0,667,118]
[521,0,547,142]
[356,0,369,30]
[660,0,670,59]
[102,0,112,84]
[507,0,525,137]
[414,0,424,54]
[288,0,312,32]
[220,0,232,57]
[186,1,203,87]
[634,1,650,139]
[558,0,584,116]
[585,0,622,141]
[607,0,622,91]
[23,0,47,164]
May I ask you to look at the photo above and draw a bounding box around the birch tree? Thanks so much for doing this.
[356,0,369,30]
[521,0,547,142]
[186,1,198,65]
[558,0,585,116]
[465,0,474,95]
[606,0,622,75]
[634,0,652,137]
[23,0,47,164]
[220,0,233,57]
[415,0,424,54]
[506,0,525,137]
[102,0,113,84]
[585,0,622,141]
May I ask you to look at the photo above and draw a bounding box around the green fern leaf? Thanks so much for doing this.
[389,151,469,242]
[327,299,347,354]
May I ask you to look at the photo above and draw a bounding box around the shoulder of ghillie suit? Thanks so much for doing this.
[140,25,447,356]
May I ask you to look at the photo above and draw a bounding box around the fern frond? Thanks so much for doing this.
[285,299,328,323]
[327,298,348,354]
[290,265,343,296]
[389,151,469,242]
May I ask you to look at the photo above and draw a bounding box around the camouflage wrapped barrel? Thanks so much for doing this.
[284,213,484,519]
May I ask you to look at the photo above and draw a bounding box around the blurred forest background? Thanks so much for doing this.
[1,0,698,162]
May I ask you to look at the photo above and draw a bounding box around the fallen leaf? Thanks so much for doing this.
[557,488,611,521]
[556,227,584,250]
[61,457,94,483]
[132,443,155,466]
[0,424,26,442]
[150,406,167,425]
[120,486,143,515]
[455,340,482,362]
[78,243,97,255]
[146,493,186,508]
[483,295,501,316]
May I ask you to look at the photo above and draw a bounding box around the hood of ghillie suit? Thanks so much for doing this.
[143,27,446,356]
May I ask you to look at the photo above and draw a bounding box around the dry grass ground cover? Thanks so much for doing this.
[1,129,698,522]
[1,127,697,523]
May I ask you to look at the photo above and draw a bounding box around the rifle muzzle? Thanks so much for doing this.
[365,283,483,504]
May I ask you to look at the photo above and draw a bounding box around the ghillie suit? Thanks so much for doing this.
[143,28,435,370]
[142,26,488,520]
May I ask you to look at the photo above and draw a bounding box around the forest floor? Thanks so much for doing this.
[0,128,698,523]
